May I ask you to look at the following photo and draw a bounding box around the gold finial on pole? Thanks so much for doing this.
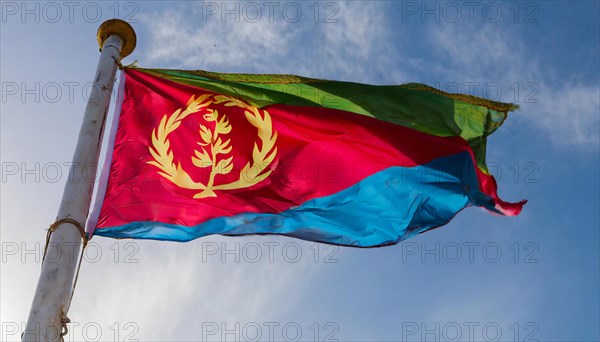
[97,19,137,57]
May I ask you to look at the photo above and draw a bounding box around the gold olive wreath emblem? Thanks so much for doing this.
[148,94,277,199]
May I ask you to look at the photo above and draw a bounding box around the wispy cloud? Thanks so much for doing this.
[140,2,397,82]
[537,84,599,147]
[426,23,599,149]
[142,8,294,72]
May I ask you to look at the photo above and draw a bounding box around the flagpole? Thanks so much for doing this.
[22,19,136,342]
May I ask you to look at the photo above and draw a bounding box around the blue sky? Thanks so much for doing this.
[1,1,598,341]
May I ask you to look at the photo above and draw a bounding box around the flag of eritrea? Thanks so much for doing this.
[89,67,526,247]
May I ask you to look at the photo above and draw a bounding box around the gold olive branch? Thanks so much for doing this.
[148,94,278,199]
[191,109,233,197]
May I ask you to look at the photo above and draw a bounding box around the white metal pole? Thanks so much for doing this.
[22,19,136,342]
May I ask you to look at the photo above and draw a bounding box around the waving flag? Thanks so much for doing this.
[88,67,525,247]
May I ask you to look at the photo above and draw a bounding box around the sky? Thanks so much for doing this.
[1,1,599,341]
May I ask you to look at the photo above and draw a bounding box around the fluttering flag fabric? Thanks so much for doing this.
[88,67,526,247]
